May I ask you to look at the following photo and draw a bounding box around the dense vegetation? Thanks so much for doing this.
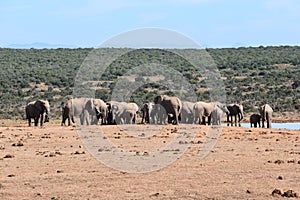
[0,46,299,119]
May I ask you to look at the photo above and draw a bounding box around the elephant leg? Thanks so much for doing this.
[34,116,39,126]
[28,118,31,127]
[250,123,253,128]
[208,115,212,125]
[141,111,145,124]
[40,114,44,126]
[80,113,86,125]
[173,111,179,125]
[61,116,65,126]
[201,116,205,125]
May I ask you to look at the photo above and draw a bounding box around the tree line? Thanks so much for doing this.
[0,46,299,119]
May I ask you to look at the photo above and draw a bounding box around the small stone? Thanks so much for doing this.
[272,188,282,196]
[49,152,56,157]
[143,152,149,156]
[282,189,297,198]
[274,160,284,164]
[246,189,251,194]
[277,176,283,180]
[287,160,296,163]
[74,151,80,154]
[3,154,14,158]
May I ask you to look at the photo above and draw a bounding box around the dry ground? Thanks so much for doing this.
[0,120,299,200]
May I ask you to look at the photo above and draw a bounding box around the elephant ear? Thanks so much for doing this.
[85,99,94,112]
[154,96,162,104]
[34,100,45,113]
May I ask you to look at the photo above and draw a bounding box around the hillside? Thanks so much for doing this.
[0,46,299,119]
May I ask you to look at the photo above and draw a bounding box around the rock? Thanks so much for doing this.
[287,160,296,163]
[282,189,298,198]
[150,192,160,197]
[3,154,14,158]
[274,160,284,164]
[246,189,251,194]
[277,176,283,180]
[272,188,282,196]
[12,141,24,147]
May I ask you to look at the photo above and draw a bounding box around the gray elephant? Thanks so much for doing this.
[92,98,107,125]
[259,104,273,128]
[25,100,50,127]
[107,101,139,124]
[193,101,214,125]
[61,98,95,126]
[211,104,229,125]
[181,101,195,124]
[141,102,159,124]
[250,114,261,128]
[153,95,182,125]
[226,104,244,126]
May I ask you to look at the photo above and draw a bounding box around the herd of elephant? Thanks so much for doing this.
[24,95,273,128]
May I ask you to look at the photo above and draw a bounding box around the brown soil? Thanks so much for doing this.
[0,120,299,200]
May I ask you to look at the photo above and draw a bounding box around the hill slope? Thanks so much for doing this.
[0,46,299,119]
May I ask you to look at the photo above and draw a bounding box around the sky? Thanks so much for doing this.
[1,0,300,48]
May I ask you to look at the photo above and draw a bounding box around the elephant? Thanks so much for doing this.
[107,101,139,124]
[61,98,96,126]
[193,101,214,125]
[211,103,229,125]
[250,114,261,128]
[259,104,273,128]
[25,100,50,127]
[226,104,244,126]
[153,95,182,125]
[141,103,150,124]
[91,98,108,125]
[181,101,195,124]
[141,102,159,124]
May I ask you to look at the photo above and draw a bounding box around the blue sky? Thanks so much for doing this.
[1,0,300,48]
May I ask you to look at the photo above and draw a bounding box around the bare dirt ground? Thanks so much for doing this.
[0,120,300,200]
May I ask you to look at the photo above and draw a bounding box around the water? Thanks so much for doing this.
[223,122,300,130]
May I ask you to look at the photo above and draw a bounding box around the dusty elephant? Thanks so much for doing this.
[61,98,95,126]
[211,103,229,125]
[92,98,108,125]
[142,103,164,124]
[181,101,195,124]
[193,101,214,125]
[226,104,244,126]
[141,103,151,124]
[153,95,182,125]
[25,100,50,127]
[107,101,139,124]
[259,104,273,128]
[250,114,261,128]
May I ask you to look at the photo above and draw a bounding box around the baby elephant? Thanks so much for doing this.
[250,114,261,128]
